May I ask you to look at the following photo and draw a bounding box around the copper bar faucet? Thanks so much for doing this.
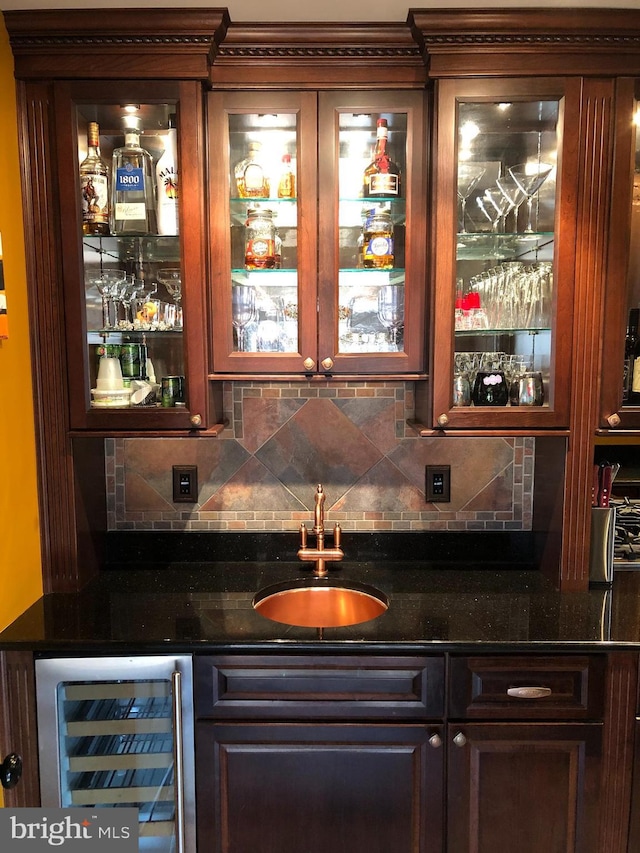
[297,484,343,577]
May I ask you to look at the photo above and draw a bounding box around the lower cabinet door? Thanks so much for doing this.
[196,722,444,853]
[446,722,603,853]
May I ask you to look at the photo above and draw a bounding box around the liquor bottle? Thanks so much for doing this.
[629,308,640,405]
[234,141,270,199]
[363,118,401,198]
[156,113,178,236]
[623,308,639,403]
[80,121,110,236]
[277,153,296,199]
[361,206,394,269]
[111,114,158,236]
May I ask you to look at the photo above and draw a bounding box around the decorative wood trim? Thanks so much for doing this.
[409,9,640,78]
[599,653,638,853]
[210,23,425,89]
[561,79,616,590]
[4,9,230,80]
[0,652,40,808]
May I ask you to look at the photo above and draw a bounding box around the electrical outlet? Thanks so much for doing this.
[426,465,451,503]
[172,465,198,503]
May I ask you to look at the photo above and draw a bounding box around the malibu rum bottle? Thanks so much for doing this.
[80,121,110,236]
[363,118,401,198]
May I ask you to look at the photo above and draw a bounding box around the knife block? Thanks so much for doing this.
[589,506,616,586]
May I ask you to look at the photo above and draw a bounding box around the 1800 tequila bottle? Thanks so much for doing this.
[111,114,158,235]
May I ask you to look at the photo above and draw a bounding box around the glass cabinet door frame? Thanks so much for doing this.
[53,79,211,431]
[430,76,578,430]
[208,90,318,375]
[317,90,427,376]
[600,76,640,432]
[208,89,427,378]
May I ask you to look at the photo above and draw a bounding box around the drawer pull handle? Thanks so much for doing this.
[429,734,442,749]
[507,686,552,699]
[453,732,467,748]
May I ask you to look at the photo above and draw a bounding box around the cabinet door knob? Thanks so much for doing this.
[507,686,552,699]
[606,413,621,427]
[437,414,449,427]
[190,414,202,427]
[452,732,467,748]
[303,357,316,371]
[429,733,442,749]
[0,753,22,789]
[321,356,334,371]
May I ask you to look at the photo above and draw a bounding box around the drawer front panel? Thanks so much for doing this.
[195,655,445,719]
[449,655,606,720]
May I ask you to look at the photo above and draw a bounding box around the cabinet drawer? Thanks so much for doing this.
[448,655,606,720]
[195,655,445,720]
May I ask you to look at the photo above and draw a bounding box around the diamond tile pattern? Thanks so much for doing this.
[107,381,534,532]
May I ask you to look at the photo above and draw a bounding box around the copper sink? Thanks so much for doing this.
[252,578,388,628]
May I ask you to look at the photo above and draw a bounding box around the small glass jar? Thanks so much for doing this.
[244,207,276,269]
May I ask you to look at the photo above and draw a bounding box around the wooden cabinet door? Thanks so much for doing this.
[196,721,444,853]
[446,722,603,853]
[429,76,580,431]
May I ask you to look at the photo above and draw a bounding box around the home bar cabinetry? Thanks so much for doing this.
[5,10,640,587]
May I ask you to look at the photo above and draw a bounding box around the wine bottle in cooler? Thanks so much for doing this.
[156,113,179,236]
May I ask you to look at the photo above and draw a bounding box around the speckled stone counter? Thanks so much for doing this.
[1,560,639,653]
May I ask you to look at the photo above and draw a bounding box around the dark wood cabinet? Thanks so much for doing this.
[196,721,444,853]
[446,722,603,853]
[207,88,427,378]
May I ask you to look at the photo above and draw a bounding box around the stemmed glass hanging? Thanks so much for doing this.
[507,162,553,234]
[377,284,404,349]
[232,284,256,352]
[457,164,486,234]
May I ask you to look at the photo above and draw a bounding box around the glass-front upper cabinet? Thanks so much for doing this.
[208,91,426,376]
[600,79,640,431]
[56,81,211,430]
[431,79,575,429]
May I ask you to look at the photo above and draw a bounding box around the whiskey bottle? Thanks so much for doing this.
[111,114,158,236]
[277,153,296,199]
[363,118,401,198]
[234,141,270,199]
[155,113,178,236]
[80,122,110,236]
[623,307,639,404]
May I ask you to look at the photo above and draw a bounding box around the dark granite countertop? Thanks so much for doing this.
[2,560,640,653]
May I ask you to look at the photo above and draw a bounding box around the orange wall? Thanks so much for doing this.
[0,14,43,631]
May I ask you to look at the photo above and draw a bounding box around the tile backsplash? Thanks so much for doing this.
[106,381,534,532]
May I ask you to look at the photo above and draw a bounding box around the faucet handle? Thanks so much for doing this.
[299,522,308,547]
[333,523,341,547]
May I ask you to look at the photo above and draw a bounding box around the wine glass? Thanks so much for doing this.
[157,268,183,328]
[496,174,528,232]
[457,164,486,234]
[477,187,511,233]
[88,269,127,329]
[232,284,256,351]
[507,162,554,234]
[377,284,404,349]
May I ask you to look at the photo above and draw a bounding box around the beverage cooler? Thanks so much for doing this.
[35,656,195,853]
